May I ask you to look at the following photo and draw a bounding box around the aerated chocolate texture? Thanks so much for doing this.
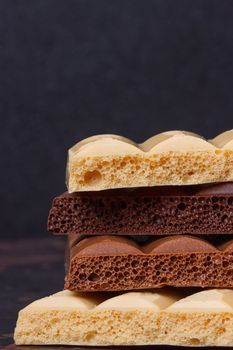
[15,289,233,347]
[65,235,233,291]
[48,183,233,235]
[66,130,233,192]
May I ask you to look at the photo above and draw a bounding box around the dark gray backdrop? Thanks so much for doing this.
[1,0,233,238]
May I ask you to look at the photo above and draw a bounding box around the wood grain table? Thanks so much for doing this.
[0,237,229,349]
[0,237,65,348]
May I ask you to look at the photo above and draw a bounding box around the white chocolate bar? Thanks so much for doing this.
[66,129,233,192]
[14,289,233,346]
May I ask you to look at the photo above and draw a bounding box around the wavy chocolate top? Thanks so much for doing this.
[66,235,233,292]
[66,130,233,192]
[71,235,229,257]
[69,130,233,156]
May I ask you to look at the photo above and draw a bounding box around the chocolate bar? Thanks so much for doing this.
[66,130,233,192]
[48,182,233,235]
[14,289,233,346]
[65,235,233,291]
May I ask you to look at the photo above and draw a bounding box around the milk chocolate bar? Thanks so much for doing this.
[66,130,233,192]
[48,182,233,235]
[14,289,233,346]
[65,235,233,291]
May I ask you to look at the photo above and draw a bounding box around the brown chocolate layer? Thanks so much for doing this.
[65,235,233,291]
[48,183,233,235]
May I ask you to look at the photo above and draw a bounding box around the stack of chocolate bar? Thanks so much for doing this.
[15,130,233,347]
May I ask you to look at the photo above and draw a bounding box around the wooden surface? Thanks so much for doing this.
[0,237,229,349]
[0,237,65,348]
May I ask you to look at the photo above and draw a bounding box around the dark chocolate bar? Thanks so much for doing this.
[65,235,233,291]
[48,183,233,235]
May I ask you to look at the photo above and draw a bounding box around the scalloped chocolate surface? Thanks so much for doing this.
[65,235,233,291]
[66,130,233,191]
[15,289,233,346]
[48,183,233,235]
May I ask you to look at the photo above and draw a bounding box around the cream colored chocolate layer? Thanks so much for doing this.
[15,289,233,346]
[66,129,233,192]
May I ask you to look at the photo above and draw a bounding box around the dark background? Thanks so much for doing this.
[1,0,233,239]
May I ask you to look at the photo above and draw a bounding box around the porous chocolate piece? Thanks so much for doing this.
[66,130,233,192]
[48,183,233,235]
[65,235,233,291]
[15,289,233,347]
